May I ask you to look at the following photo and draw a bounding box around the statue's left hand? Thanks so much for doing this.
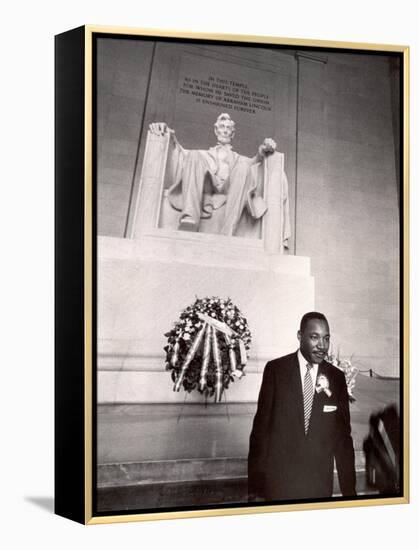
[149,122,174,136]
[258,138,277,156]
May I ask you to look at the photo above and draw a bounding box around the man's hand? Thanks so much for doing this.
[149,122,174,136]
[258,138,277,157]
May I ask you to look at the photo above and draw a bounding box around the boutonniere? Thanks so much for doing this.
[316,374,332,397]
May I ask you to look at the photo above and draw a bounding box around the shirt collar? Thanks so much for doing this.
[297,349,319,379]
[298,349,309,369]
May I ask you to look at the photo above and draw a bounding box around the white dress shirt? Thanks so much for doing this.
[297,349,319,392]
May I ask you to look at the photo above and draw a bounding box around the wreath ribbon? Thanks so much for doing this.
[173,312,247,400]
[198,312,247,366]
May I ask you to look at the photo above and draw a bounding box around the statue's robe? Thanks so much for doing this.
[165,140,291,249]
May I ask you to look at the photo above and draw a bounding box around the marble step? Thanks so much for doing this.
[96,469,375,513]
[98,452,366,488]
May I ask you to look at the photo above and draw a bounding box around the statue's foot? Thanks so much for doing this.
[179,216,198,232]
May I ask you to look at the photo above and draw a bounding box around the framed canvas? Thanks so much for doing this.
[55,25,409,524]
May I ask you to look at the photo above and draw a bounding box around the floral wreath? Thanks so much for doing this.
[164,297,251,401]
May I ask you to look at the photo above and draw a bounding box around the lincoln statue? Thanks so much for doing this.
[149,113,291,248]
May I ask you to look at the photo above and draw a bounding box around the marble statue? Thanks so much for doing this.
[149,113,291,248]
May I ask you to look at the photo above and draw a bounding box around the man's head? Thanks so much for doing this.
[214,113,235,144]
[297,312,330,365]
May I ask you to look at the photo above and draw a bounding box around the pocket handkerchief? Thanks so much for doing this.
[323,405,337,412]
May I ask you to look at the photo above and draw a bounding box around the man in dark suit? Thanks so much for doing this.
[248,312,356,501]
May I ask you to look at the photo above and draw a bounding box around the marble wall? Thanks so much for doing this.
[96,38,400,387]
[96,38,154,237]
[295,53,400,376]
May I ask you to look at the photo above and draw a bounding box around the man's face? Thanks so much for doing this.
[214,119,235,144]
[297,318,330,364]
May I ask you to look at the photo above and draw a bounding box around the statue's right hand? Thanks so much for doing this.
[149,122,173,136]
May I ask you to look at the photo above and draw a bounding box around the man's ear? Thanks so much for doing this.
[297,330,301,343]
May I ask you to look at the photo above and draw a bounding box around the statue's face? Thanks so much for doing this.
[214,119,235,144]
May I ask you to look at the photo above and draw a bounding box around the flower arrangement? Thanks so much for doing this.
[326,351,358,403]
[164,297,251,401]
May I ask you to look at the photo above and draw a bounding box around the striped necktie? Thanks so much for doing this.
[303,363,314,434]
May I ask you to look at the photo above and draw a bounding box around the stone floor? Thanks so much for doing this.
[96,469,377,513]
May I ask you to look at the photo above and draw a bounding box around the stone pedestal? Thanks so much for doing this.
[97,207,315,511]
[98,232,314,404]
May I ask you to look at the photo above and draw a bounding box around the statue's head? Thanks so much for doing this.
[214,113,235,145]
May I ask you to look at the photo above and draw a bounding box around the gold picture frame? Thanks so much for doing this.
[55,25,409,524]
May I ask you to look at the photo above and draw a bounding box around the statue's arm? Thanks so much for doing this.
[148,123,187,199]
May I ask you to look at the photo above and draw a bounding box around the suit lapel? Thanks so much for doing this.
[289,352,305,434]
[309,361,327,432]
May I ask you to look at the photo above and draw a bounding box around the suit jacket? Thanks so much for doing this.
[248,352,356,501]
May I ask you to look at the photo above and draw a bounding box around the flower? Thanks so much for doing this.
[316,374,329,389]
[326,351,358,403]
[316,374,332,397]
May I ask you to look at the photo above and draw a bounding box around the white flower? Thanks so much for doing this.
[317,375,329,390]
[183,333,191,341]
[316,374,332,397]
[340,359,352,370]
